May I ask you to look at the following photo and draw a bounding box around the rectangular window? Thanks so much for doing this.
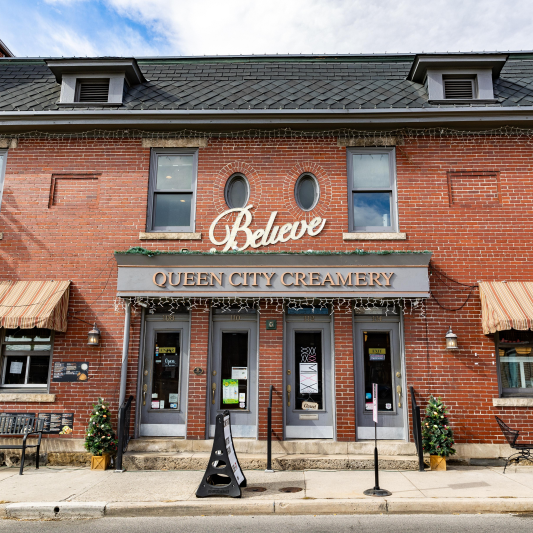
[496,330,533,396]
[0,149,7,213]
[1,328,53,388]
[347,148,397,232]
[146,149,198,232]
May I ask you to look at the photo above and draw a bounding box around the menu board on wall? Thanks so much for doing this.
[37,413,74,435]
[52,362,89,382]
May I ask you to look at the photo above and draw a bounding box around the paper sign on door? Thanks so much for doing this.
[222,379,239,404]
[299,363,318,394]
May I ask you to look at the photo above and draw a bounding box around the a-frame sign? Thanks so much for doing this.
[196,410,247,498]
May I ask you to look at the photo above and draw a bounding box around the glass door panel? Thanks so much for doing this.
[220,332,249,410]
[294,331,323,410]
[151,331,181,410]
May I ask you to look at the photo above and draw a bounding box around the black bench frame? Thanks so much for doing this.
[0,415,44,475]
[495,416,533,473]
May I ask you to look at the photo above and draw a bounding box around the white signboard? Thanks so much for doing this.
[231,367,248,380]
[300,363,319,394]
[9,362,23,374]
[372,383,378,424]
[223,414,245,485]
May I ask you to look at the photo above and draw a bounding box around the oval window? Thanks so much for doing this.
[295,174,319,211]
[225,174,249,208]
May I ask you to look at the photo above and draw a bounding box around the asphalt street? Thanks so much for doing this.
[1,515,533,532]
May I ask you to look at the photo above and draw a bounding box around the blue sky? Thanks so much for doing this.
[2,0,533,58]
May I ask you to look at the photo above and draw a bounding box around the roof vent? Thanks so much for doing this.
[76,80,110,102]
[443,78,474,99]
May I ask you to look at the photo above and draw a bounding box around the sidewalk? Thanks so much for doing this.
[2,465,533,519]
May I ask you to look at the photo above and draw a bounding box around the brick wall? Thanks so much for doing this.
[1,135,532,443]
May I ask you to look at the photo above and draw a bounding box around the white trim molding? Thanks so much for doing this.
[343,232,407,240]
[139,232,202,240]
[493,397,533,407]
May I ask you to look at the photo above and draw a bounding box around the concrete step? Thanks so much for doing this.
[127,438,417,456]
[123,451,423,471]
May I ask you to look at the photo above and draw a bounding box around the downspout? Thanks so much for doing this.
[118,302,131,408]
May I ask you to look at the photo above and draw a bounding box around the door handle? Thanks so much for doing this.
[143,384,147,406]
[396,384,402,408]
[212,382,216,405]
[287,384,291,407]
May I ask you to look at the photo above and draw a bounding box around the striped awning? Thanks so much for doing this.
[479,282,533,334]
[0,281,70,332]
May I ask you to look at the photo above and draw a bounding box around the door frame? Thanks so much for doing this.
[134,311,191,438]
[283,312,336,440]
[353,311,408,441]
[207,311,260,439]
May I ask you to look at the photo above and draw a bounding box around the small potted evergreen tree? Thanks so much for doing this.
[422,395,456,470]
[84,397,118,470]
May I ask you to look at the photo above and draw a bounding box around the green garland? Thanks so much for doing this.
[116,246,432,258]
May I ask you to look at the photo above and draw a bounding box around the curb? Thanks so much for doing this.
[4,498,533,519]
[105,498,533,517]
[5,502,106,520]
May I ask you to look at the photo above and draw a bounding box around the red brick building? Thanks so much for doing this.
[1,52,532,465]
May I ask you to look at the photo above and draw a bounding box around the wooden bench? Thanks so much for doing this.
[0,415,44,475]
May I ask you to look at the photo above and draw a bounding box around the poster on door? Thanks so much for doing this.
[222,379,239,404]
[299,363,318,394]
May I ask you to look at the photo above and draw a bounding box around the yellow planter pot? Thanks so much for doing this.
[430,455,446,471]
[91,453,110,470]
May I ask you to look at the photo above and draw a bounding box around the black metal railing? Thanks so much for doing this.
[266,385,274,472]
[115,395,134,472]
[410,386,425,472]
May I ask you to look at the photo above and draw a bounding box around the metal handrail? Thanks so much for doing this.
[410,386,425,472]
[115,395,134,472]
[266,385,274,472]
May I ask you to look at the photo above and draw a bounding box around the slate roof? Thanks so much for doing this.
[1,54,533,112]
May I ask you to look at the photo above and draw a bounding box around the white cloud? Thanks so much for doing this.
[106,0,533,56]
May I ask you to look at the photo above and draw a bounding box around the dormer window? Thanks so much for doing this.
[46,59,145,106]
[443,76,475,99]
[408,54,507,105]
[76,79,110,103]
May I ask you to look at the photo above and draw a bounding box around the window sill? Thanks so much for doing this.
[0,392,55,402]
[343,232,407,241]
[57,102,122,106]
[139,232,202,240]
[493,397,533,407]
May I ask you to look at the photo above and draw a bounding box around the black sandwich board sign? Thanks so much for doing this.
[196,410,247,498]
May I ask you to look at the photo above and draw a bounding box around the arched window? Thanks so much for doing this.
[225,174,250,208]
[294,173,319,211]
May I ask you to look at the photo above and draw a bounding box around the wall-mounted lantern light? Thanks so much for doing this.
[87,323,101,346]
[445,326,458,350]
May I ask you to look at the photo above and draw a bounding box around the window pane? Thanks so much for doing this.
[227,177,247,208]
[27,356,50,384]
[296,176,317,210]
[362,331,394,412]
[352,153,390,189]
[153,193,192,228]
[353,192,391,227]
[220,332,248,410]
[152,332,181,409]
[294,331,323,410]
[4,356,27,385]
[500,346,533,390]
[156,155,193,190]
[5,328,51,342]
[5,344,32,351]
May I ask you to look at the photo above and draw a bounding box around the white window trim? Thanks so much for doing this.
[427,68,497,103]
[346,147,399,233]
[59,73,125,104]
[146,148,199,234]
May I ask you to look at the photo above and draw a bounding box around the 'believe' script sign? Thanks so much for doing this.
[209,205,326,252]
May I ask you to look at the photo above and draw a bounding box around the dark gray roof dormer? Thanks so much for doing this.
[408,53,508,104]
[45,58,145,105]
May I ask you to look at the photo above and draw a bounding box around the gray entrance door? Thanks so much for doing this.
[140,317,189,436]
[285,317,334,439]
[209,314,258,438]
[354,319,405,439]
